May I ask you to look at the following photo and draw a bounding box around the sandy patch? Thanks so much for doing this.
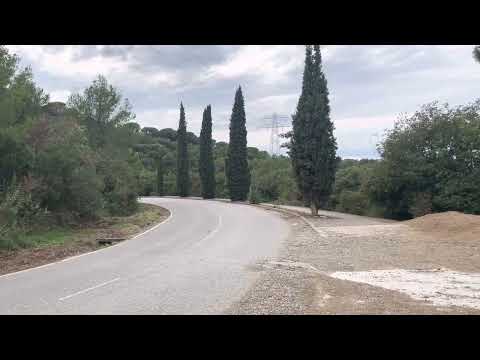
[330,268,480,310]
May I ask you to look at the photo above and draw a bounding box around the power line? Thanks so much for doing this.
[258,113,291,155]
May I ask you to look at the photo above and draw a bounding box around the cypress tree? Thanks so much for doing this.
[226,86,250,201]
[199,105,216,199]
[176,102,190,197]
[289,45,337,215]
[156,156,164,196]
[474,46,480,63]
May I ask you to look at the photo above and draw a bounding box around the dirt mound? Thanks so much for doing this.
[404,211,480,241]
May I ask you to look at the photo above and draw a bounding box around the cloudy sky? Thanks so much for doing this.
[6,45,480,158]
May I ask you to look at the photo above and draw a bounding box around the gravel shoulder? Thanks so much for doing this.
[226,204,480,314]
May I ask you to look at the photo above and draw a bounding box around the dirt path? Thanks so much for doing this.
[226,204,480,314]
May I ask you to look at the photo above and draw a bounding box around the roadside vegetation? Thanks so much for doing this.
[0,203,168,274]
[2,44,480,254]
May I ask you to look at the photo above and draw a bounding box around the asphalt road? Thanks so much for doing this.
[0,198,289,314]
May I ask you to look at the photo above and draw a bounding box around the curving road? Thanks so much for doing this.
[0,198,290,314]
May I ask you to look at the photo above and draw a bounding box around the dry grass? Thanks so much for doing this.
[0,203,170,276]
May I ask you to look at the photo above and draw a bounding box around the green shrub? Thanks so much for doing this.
[0,180,41,249]
[104,184,138,216]
[336,190,369,215]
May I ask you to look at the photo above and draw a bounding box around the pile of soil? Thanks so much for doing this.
[404,211,480,241]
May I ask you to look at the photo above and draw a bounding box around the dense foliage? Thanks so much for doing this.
[0,46,146,248]
[226,87,251,201]
[176,103,190,197]
[2,45,479,251]
[329,101,480,220]
[286,45,337,215]
[199,105,215,199]
[369,101,480,219]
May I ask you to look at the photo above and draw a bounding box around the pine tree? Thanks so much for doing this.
[289,45,337,215]
[176,103,190,197]
[226,86,250,201]
[199,105,216,199]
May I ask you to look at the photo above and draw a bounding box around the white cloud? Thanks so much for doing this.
[48,89,71,103]
[7,45,128,78]
[5,45,479,158]
[136,106,211,135]
[6,45,179,89]
[203,45,303,84]
[248,93,298,115]
[334,115,396,131]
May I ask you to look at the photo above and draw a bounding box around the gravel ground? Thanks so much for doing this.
[226,205,480,314]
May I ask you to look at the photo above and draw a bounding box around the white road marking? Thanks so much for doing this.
[260,204,328,238]
[0,262,55,279]
[0,205,173,278]
[201,214,223,242]
[191,214,223,248]
[132,208,174,239]
[58,277,121,301]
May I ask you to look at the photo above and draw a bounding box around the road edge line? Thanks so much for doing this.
[256,204,328,238]
[0,203,173,279]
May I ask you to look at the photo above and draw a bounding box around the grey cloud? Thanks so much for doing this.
[14,45,479,159]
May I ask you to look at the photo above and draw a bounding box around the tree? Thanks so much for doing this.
[67,75,134,148]
[156,156,164,196]
[176,103,190,197]
[288,45,337,215]
[0,47,48,128]
[367,100,480,219]
[31,115,103,219]
[474,46,480,63]
[67,76,139,216]
[0,46,18,94]
[141,127,161,137]
[226,86,251,201]
[199,105,216,199]
[124,122,141,134]
[158,128,177,141]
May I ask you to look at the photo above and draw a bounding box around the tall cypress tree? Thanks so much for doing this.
[289,45,337,215]
[156,156,164,196]
[176,102,190,197]
[226,86,250,201]
[474,46,480,63]
[199,105,216,199]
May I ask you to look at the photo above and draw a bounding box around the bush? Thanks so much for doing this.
[104,184,138,216]
[409,192,433,218]
[371,100,480,219]
[68,167,103,219]
[336,191,369,215]
[0,179,42,249]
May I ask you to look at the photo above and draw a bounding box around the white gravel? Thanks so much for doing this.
[330,268,480,310]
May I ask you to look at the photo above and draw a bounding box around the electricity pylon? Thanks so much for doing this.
[257,113,291,155]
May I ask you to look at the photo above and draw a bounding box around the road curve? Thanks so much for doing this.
[0,198,290,314]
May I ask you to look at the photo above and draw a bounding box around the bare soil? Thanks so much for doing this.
[227,205,480,314]
[0,204,170,276]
